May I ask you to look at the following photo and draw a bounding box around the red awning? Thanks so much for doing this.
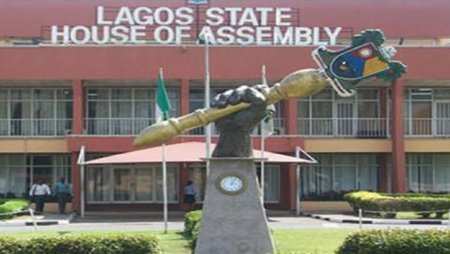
[85,142,313,165]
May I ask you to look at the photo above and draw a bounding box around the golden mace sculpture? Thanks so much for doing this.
[134,69,329,147]
[134,30,406,147]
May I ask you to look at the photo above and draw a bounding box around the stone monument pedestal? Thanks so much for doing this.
[195,158,275,254]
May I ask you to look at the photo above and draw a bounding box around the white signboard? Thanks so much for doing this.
[51,6,342,46]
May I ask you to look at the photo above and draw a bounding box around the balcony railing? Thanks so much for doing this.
[0,118,72,136]
[188,117,285,136]
[405,118,450,136]
[86,118,155,135]
[298,118,389,137]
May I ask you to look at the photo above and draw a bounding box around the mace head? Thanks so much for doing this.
[312,29,407,97]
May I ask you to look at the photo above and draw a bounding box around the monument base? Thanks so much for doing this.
[195,158,275,254]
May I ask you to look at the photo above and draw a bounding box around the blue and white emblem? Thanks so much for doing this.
[312,30,406,97]
[188,0,208,4]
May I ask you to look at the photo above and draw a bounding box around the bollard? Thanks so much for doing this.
[358,209,363,230]
[29,209,38,231]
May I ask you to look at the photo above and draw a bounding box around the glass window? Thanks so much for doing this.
[156,166,179,202]
[407,154,433,192]
[261,164,280,202]
[112,89,132,100]
[301,154,378,200]
[1,87,72,136]
[57,89,73,100]
[11,89,30,100]
[0,154,70,198]
[0,168,7,195]
[113,168,132,201]
[358,89,379,100]
[86,87,179,135]
[9,167,26,198]
[87,167,111,202]
[34,89,53,100]
[188,164,206,202]
[0,89,7,100]
[434,155,450,192]
[434,89,450,100]
[87,89,109,100]
[135,168,153,201]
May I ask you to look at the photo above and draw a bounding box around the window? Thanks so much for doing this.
[256,164,280,202]
[86,165,179,203]
[0,87,72,136]
[403,88,450,136]
[298,88,383,137]
[0,154,71,198]
[406,153,450,192]
[301,154,379,200]
[188,164,207,202]
[86,87,179,135]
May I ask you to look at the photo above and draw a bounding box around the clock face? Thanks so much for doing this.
[220,176,243,192]
[215,173,248,196]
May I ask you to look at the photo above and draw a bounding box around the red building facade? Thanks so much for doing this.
[1,0,450,212]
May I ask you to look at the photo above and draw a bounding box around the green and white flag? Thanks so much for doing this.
[156,68,172,122]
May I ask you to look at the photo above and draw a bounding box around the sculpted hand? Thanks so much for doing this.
[211,84,272,157]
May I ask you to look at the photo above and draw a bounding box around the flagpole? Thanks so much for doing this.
[204,33,211,176]
[162,143,168,233]
[77,145,86,218]
[159,67,169,234]
[260,65,266,205]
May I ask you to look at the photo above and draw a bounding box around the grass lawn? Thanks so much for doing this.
[273,229,355,254]
[395,212,449,220]
[0,229,355,254]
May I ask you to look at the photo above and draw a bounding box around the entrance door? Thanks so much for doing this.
[336,102,354,136]
[113,168,133,202]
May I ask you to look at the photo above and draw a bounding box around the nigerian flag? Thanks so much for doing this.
[156,68,172,121]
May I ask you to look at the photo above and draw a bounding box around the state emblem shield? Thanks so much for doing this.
[312,30,406,97]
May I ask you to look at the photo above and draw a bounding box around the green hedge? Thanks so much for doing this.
[0,199,29,220]
[0,234,162,254]
[184,210,202,249]
[337,229,450,254]
[344,191,450,218]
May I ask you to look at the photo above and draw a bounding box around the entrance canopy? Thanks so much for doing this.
[85,142,313,165]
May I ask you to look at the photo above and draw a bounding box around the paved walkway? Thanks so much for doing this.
[309,213,450,225]
[1,211,449,227]
[0,212,76,226]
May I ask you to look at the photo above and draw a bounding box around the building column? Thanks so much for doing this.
[377,88,389,192]
[71,152,81,212]
[279,164,297,210]
[283,99,298,135]
[180,79,190,115]
[379,87,388,135]
[391,79,407,192]
[72,80,84,135]
[179,162,190,211]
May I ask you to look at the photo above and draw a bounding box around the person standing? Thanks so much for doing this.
[184,181,197,211]
[53,177,71,214]
[29,179,51,213]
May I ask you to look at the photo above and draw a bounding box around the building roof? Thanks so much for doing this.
[84,142,313,165]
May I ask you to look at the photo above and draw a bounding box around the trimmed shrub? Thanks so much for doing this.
[0,199,29,220]
[0,234,162,254]
[184,210,202,237]
[184,210,202,249]
[337,229,450,254]
[344,191,450,218]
